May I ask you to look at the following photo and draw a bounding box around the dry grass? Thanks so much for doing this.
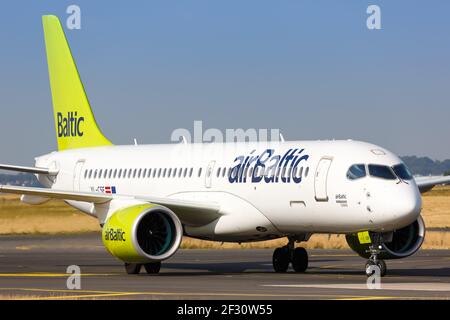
[420,185,450,229]
[0,194,100,234]
[0,186,450,249]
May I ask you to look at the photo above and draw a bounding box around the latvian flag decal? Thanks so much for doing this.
[105,186,117,194]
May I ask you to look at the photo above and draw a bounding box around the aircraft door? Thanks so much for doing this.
[314,157,332,201]
[73,160,85,191]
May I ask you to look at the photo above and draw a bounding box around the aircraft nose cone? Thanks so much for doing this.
[395,185,422,227]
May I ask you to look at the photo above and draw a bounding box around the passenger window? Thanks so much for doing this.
[368,164,397,180]
[198,168,202,177]
[347,164,366,180]
[189,168,193,177]
[305,167,309,178]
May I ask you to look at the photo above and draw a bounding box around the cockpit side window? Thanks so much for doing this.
[368,164,397,180]
[392,164,413,181]
[347,164,366,180]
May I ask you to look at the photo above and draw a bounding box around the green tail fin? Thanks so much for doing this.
[42,15,112,151]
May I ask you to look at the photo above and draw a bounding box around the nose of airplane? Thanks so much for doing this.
[391,184,422,228]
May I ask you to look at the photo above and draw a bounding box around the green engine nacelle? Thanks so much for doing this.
[346,216,425,260]
[102,204,183,263]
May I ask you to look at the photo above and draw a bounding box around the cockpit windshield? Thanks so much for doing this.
[368,164,397,180]
[346,164,366,180]
[392,164,413,181]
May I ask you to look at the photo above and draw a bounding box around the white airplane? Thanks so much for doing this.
[1,15,449,276]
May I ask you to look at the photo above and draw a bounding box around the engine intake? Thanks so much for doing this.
[346,216,425,259]
[102,204,183,263]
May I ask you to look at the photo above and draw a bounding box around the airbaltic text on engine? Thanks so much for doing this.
[104,228,126,241]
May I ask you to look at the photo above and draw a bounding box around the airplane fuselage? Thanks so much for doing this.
[35,139,422,242]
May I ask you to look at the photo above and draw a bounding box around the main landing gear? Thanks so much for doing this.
[365,234,387,277]
[124,262,161,275]
[272,237,309,273]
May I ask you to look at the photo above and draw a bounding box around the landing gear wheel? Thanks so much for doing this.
[365,260,376,277]
[365,260,387,277]
[292,247,308,273]
[125,263,142,274]
[272,247,290,273]
[144,262,161,274]
[377,259,387,277]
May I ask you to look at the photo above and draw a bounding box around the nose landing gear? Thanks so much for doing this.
[272,237,309,273]
[365,234,387,277]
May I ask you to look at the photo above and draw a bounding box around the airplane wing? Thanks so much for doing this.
[0,185,221,226]
[0,164,58,175]
[414,176,450,193]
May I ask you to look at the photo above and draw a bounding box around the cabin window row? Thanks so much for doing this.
[83,165,310,180]
[84,167,199,180]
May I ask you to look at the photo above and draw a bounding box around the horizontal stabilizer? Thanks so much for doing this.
[0,164,58,175]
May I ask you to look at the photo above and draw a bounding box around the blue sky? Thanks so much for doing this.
[0,1,449,165]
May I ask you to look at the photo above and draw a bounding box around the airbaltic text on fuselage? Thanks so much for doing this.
[57,112,84,137]
[229,148,309,184]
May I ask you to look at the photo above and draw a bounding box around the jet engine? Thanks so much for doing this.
[346,216,425,259]
[102,204,183,263]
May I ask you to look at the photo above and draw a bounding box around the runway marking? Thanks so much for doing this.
[310,254,355,257]
[335,296,397,300]
[0,273,117,277]
[0,287,389,300]
[264,282,450,292]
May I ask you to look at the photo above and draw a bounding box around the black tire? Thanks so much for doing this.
[125,263,142,275]
[273,247,290,273]
[377,260,387,277]
[292,247,308,273]
[144,262,161,274]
